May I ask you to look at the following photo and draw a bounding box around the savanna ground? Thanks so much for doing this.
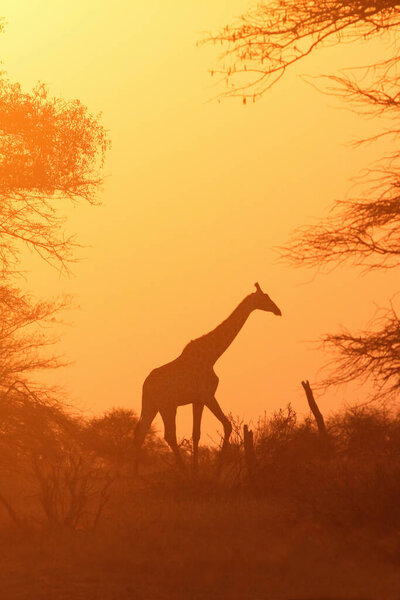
[1,402,400,600]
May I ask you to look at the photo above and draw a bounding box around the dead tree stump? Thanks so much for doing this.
[301,379,332,455]
[243,424,257,482]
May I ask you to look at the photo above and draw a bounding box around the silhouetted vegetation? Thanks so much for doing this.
[7,396,400,532]
[0,78,109,273]
[0,19,110,536]
[203,0,400,102]
[1,397,400,598]
[0,18,110,474]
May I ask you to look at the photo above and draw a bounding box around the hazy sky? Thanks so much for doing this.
[1,1,398,439]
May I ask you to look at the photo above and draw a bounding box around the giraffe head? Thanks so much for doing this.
[253,282,282,316]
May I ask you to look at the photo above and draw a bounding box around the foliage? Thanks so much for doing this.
[2,398,400,543]
[0,24,109,388]
[0,20,110,531]
[0,78,110,274]
[0,20,110,403]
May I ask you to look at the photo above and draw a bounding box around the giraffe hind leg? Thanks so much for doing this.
[133,401,158,474]
[160,407,186,473]
[192,402,204,473]
[204,397,232,477]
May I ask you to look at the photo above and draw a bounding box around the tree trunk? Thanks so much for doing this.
[301,380,332,454]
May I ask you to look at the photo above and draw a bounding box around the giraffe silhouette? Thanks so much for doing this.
[134,283,281,472]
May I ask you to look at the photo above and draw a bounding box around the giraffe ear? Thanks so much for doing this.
[254,282,263,293]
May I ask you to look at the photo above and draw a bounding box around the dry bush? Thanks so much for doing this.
[249,403,400,537]
[3,396,400,541]
[0,388,114,532]
[31,436,114,532]
[83,407,164,471]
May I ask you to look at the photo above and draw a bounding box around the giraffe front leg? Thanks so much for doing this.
[192,402,204,473]
[205,396,232,452]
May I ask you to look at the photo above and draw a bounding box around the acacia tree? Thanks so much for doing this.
[204,0,400,400]
[0,71,109,375]
[0,78,109,274]
[0,75,109,393]
[0,20,110,528]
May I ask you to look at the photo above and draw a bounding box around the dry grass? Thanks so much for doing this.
[2,494,400,600]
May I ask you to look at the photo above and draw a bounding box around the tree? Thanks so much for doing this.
[202,0,400,102]
[0,78,109,274]
[204,1,400,400]
[0,72,109,396]
[84,408,161,466]
[0,22,109,384]
[0,21,110,527]
[0,73,110,397]
[318,307,400,399]
[0,286,68,390]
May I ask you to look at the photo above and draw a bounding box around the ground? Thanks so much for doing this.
[1,493,399,600]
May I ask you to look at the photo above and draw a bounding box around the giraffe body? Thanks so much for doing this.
[143,358,219,410]
[134,283,281,472]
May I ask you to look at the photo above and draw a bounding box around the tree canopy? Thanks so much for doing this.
[0,19,110,471]
[0,79,109,274]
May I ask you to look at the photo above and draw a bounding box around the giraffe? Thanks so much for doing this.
[133,283,281,472]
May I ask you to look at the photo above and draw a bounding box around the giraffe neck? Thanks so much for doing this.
[182,295,255,365]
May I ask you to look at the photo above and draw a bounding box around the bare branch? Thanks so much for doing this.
[317,308,400,401]
[201,0,400,100]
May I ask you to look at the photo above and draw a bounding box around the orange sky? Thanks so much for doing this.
[1,1,398,439]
